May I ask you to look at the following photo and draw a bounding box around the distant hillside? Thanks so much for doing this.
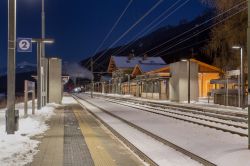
[0,72,36,94]
[0,61,36,77]
[0,62,36,94]
[81,11,214,73]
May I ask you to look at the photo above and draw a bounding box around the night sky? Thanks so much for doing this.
[0,0,207,68]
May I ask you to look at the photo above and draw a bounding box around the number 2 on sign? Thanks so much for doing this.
[19,40,30,50]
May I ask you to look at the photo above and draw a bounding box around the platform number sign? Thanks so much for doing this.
[17,38,32,52]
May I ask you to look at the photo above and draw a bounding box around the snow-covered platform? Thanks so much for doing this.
[77,93,250,166]
[0,96,143,166]
[0,101,56,165]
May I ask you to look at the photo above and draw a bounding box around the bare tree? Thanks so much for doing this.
[201,0,247,71]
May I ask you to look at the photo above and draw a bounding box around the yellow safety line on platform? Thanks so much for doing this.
[73,107,116,166]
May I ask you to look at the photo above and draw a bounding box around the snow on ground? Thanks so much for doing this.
[82,95,250,166]
[78,96,201,166]
[87,92,248,115]
[0,101,56,166]
[62,96,78,104]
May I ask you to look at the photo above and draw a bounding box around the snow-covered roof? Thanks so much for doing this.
[139,64,167,73]
[132,63,167,76]
[112,56,166,69]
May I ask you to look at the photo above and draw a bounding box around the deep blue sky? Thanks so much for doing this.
[0,0,207,67]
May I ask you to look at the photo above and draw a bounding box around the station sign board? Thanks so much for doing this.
[226,70,240,77]
[17,38,32,52]
[27,81,35,92]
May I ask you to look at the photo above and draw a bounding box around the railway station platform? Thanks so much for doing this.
[25,96,143,166]
[23,93,250,166]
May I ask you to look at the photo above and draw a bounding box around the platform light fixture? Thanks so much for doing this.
[32,38,55,44]
[232,46,241,49]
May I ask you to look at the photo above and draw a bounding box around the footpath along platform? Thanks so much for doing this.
[26,96,143,166]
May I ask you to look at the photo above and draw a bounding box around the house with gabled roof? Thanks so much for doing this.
[108,55,166,72]
[107,54,166,94]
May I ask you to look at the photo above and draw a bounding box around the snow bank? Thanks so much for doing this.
[62,96,78,104]
[0,102,56,166]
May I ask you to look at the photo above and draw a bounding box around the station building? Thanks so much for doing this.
[143,59,222,102]
[107,55,166,95]
[99,55,222,103]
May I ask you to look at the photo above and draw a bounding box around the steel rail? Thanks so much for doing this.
[100,95,248,121]
[98,97,247,137]
[104,98,248,130]
[89,94,248,137]
[74,94,216,166]
[73,95,158,166]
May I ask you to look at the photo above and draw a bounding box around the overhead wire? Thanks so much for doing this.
[83,0,133,68]
[163,39,209,55]
[113,0,191,56]
[140,0,247,56]
[93,0,164,64]
[92,0,134,58]
[163,18,247,56]
[152,6,247,57]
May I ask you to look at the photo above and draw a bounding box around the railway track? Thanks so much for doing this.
[91,94,248,137]
[98,95,248,122]
[74,94,216,166]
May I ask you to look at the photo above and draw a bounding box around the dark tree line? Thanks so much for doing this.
[202,0,247,71]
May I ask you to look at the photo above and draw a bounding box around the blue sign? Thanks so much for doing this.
[17,38,32,52]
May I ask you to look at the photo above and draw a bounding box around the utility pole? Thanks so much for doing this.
[37,43,42,110]
[42,0,45,40]
[6,0,17,134]
[247,0,250,149]
[128,74,131,95]
[188,59,191,104]
[109,80,111,94]
[240,48,244,108]
[41,0,47,106]
[91,58,94,98]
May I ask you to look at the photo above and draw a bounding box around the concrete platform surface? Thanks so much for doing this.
[26,100,144,166]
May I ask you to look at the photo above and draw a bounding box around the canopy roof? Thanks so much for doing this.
[136,73,171,81]
[147,59,223,74]
[191,59,223,73]
[210,79,238,84]
[132,64,166,76]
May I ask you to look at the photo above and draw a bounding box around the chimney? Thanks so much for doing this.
[128,50,135,60]
[143,54,148,60]
[128,53,133,60]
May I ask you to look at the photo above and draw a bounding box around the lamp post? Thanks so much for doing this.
[41,0,48,106]
[247,0,250,149]
[232,46,244,108]
[32,38,54,110]
[90,57,93,98]
[42,0,45,40]
[6,0,17,134]
[108,80,112,94]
